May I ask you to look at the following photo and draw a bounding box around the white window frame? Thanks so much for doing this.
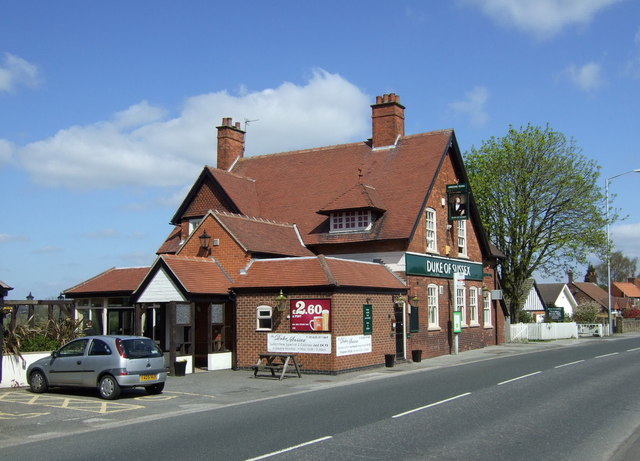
[456,286,467,326]
[188,218,202,235]
[425,208,437,253]
[330,210,372,233]
[428,284,439,329]
[483,295,492,327]
[457,220,467,256]
[256,305,273,331]
[469,287,479,326]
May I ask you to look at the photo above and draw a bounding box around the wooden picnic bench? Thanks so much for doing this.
[252,353,302,380]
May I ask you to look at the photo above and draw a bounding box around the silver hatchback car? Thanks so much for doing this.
[27,335,168,400]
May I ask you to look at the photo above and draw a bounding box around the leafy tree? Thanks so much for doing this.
[595,251,638,289]
[573,301,601,323]
[465,124,607,321]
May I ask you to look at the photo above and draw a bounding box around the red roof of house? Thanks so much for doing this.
[211,212,314,257]
[159,255,233,294]
[613,282,640,298]
[65,267,149,295]
[571,282,609,308]
[226,131,453,246]
[157,226,182,254]
[232,255,406,290]
[169,130,470,251]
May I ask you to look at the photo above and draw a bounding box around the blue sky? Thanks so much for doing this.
[1,0,639,299]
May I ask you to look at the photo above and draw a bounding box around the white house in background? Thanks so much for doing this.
[521,279,546,322]
[537,283,578,319]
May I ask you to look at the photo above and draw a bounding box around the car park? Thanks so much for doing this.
[26,335,168,400]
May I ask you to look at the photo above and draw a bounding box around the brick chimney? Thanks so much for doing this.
[216,117,245,170]
[371,93,405,148]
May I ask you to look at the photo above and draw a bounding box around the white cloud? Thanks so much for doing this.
[461,0,622,39]
[611,222,640,264]
[0,139,14,164]
[17,70,370,190]
[562,62,605,91]
[0,53,40,92]
[625,27,640,78]
[0,233,28,243]
[448,86,490,127]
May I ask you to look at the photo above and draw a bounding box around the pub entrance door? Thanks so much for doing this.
[394,304,405,359]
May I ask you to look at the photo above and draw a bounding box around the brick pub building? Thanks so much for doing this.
[65,93,506,374]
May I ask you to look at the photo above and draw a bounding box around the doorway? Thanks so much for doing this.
[394,304,405,359]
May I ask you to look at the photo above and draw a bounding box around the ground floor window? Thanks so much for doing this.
[483,295,492,327]
[428,284,439,328]
[469,287,479,326]
[257,305,273,331]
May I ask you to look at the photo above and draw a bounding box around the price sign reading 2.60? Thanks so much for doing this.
[290,299,331,332]
[293,301,324,315]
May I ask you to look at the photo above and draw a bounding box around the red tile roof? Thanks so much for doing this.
[232,255,406,290]
[571,282,608,308]
[613,282,640,298]
[318,183,387,214]
[157,226,182,254]
[213,212,314,257]
[226,131,453,246]
[159,255,233,294]
[65,267,149,295]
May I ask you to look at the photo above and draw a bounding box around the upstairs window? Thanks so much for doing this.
[330,210,372,233]
[425,208,437,252]
[457,220,467,256]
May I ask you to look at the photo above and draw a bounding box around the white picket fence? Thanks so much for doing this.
[508,322,581,342]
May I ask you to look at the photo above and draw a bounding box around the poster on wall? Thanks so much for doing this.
[336,335,372,356]
[290,299,331,332]
[267,333,331,354]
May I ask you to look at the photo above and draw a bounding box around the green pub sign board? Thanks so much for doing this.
[405,252,484,281]
[363,304,373,335]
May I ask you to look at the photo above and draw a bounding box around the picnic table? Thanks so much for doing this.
[252,353,302,380]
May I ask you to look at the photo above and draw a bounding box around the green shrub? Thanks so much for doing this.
[20,334,60,352]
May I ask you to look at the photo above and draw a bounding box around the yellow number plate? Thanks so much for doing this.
[140,374,158,381]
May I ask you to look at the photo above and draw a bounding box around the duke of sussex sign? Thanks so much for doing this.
[405,252,483,281]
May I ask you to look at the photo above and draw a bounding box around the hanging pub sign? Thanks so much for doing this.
[447,183,469,221]
[290,299,331,332]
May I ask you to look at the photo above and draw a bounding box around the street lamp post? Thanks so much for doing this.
[606,169,640,335]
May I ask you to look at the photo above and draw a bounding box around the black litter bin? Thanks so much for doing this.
[174,360,187,376]
[384,354,395,368]
[411,350,422,362]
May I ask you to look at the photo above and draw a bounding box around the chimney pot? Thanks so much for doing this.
[216,117,245,170]
[371,93,405,148]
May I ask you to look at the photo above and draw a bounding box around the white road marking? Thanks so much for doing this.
[497,371,542,386]
[555,360,585,368]
[245,436,333,460]
[392,392,472,418]
[595,352,619,359]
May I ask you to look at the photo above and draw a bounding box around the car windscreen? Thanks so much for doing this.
[121,339,163,358]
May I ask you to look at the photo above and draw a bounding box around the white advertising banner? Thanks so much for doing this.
[267,333,332,354]
[336,335,372,357]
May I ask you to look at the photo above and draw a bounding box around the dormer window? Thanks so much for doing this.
[330,210,372,233]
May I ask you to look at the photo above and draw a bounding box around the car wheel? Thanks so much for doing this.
[98,375,121,400]
[145,383,165,395]
[29,370,48,394]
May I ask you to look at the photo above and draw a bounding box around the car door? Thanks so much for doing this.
[81,338,115,386]
[47,338,90,386]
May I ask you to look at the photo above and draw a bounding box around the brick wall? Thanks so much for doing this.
[236,291,398,373]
